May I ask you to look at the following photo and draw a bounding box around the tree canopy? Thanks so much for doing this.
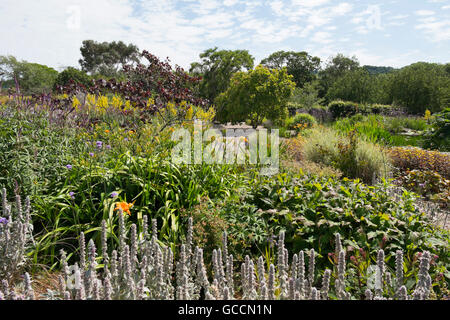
[260,50,321,88]
[390,62,450,114]
[0,55,58,94]
[190,47,254,103]
[319,54,360,100]
[79,40,140,77]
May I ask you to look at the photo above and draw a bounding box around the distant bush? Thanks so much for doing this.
[53,67,92,90]
[368,104,394,115]
[328,100,360,119]
[286,113,317,132]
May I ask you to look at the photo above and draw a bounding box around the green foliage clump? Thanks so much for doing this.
[215,65,296,128]
[390,62,450,114]
[53,67,92,90]
[190,47,255,102]
[326,68,373,103]
[423,108,450,152]
[289,81,324,109]
[328,100,361,119]
[286,113,317,132]
[396,170,449,205]
[368,104,395,115]
[260,50,321,87]
[79,40,140,77]
[0,55,58,94]
[236,173,450,290]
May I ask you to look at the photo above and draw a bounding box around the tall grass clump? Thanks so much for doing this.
[302,126,390,183]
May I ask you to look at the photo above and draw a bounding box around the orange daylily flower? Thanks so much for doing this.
[114,201,135,216]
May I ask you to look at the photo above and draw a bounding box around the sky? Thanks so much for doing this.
[0,0,449,71]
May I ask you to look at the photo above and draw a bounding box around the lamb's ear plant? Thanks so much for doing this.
[0,189,34,282]
[1,208,440,300]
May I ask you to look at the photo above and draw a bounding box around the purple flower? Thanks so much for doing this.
[124,138,129,142]
[0,217,8,225]
[69,192,75,200]
[111,192,119,198]
[106,145,111,150]
[89,152,94,157]
[96,141,103,149]
[66,164,73,170]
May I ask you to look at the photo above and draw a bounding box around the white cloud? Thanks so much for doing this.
[0,0,448,71]
[415,10,435,16]
[416,20,450,42]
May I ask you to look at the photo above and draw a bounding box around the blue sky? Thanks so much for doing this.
[0,0,449,71]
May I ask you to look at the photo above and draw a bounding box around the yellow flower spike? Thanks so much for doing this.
[72,97,81,111]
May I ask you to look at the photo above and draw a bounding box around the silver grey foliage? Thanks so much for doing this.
[0,204,439,300]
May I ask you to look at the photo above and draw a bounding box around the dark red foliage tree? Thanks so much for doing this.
[56,50,208,114]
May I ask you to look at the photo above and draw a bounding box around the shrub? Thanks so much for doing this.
[395,170,449,206]
[328,100,361,119]
[302,127,390,183]
[368,104,394,115]
[389,147,450,179]
[215,66,295,128]
[53,67,92,90]
[243,174,449,295]
[286,113,317,132]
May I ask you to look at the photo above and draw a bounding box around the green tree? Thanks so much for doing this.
[261,50,321,87]
[319,54,360,100]
[390,62,450,114]
[190,47,254,103]
[370,72,395,105]
[326,68,374,103]
[53,67,92,90]
[79,40,140,77]
[290,81,324,109]
[215,66,296,128]
[0,55,58,94]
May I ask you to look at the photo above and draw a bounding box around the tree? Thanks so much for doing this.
[190,47,254,103]
[289,81,323,109]
[60,50,206,114]
[390,62,450,114]
[215,66,296,128]
[0,55,58,94]
[363,65,395,75]
[318,54,360,100]
[53,67,92,90]
[79,40,140,77]
[326,68,374,103]
[260,50,321,87]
